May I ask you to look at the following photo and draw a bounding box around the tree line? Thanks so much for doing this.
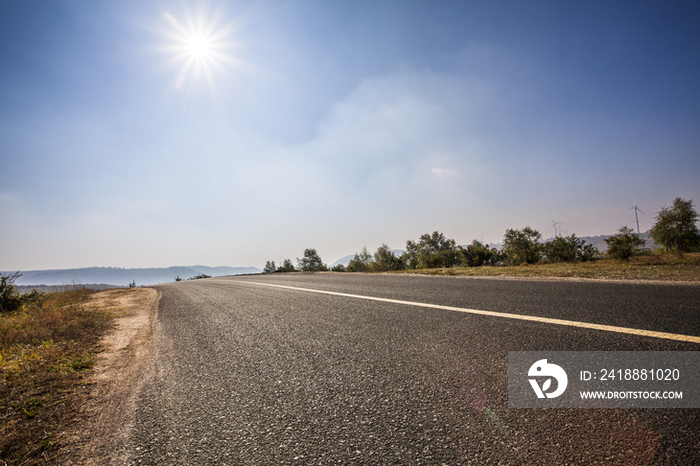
[262,197,700,273]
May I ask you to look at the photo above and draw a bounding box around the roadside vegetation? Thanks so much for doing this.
[175,273,212,281]
[393,253,700,282]
[0,274,113,465]
[263,197,700,282]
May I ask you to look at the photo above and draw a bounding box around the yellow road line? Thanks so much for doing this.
[240,281,700,344]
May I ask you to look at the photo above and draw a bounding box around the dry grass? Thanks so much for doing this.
[0,289,113,465]
[392,253,700,282]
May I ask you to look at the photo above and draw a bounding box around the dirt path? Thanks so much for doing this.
[62,288,160,465]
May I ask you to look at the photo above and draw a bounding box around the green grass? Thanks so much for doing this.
[390,253,700,282]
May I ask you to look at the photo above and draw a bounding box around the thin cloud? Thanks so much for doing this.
[431,167,455,179]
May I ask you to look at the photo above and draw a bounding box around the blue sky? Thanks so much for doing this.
[1,0,699,271]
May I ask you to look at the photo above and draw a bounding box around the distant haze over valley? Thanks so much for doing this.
[5,266,261,287]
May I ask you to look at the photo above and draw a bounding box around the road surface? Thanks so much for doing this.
[126,274,700,465]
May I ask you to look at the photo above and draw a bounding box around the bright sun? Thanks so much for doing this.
[160,8,240,90]
[185,35,213,60]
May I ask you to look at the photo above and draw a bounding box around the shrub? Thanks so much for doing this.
[19,290,46,308]
[460,240,501,267]
[275,259,296,272]
[0,272,23,314]
[421,249,462,268]
[330,264,346,272]
[543,234,598,263]
[276,266,296,273]
[605,226,647,260]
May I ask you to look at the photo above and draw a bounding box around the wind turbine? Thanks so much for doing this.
[550,217,563,237]
[631,196,644,234]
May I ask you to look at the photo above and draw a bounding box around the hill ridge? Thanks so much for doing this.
[3,265,261,287]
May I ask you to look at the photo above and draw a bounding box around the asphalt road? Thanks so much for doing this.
[127,274,700,465]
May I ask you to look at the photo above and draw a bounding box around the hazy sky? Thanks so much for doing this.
[1,0,699,271]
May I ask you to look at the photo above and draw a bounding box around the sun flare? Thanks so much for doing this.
[159,7,241,91]
[185,35,213,60]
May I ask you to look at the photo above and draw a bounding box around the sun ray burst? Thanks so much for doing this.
[157,4,245,96]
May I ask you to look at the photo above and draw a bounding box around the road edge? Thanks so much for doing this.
[62,287,160,465]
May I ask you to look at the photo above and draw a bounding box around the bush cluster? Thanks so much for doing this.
[339,230,600,271]
[261,197,698,272]
[263,251,327,273]
[262,230,600,274]
[0,273,46,315]
[501,230,599,266]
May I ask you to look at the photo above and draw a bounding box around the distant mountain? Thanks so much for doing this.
[4,265,261,287]
[329,255,355,268]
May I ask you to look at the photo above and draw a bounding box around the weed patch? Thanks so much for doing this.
[0,288,113,465]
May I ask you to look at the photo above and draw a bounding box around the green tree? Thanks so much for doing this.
[502,227,542,265]
[543,234,598,263]
[346,247,373,272]
[297,248,326,272]
[402,241,421,269]
[372,244,406,271]
[263,261,277,274]
[404,231,458,269]
[649,197,700,253]
[605,226,646,260]
[417,231,457,255]
[330,263,346,272]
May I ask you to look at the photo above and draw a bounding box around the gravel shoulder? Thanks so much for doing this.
[62,288,160,465]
